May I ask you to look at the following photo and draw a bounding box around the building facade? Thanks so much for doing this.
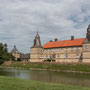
[30,25,90,63]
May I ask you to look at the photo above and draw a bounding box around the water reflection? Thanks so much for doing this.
[0,68,90,87]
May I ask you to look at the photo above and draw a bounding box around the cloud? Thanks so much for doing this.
[0,0,90,53]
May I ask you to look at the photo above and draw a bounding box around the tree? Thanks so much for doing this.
[0,43,3,60]
[0,43,14,64]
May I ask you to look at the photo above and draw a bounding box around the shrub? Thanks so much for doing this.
[17,58,22,61]
[0,60,4,65]
[44,59,51,62]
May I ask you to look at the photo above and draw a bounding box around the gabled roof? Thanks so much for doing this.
[43,38,86,49]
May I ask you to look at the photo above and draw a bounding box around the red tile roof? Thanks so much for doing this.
[43,38,85,49]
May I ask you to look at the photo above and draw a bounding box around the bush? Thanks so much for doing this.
[0,60,4,65]
[17,58,22,61]
[44,59,51,62]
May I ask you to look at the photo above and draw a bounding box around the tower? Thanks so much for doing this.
[86,24,90,41]
[11,45,20,60]
[82,24,90,63]
[30,31,44,62]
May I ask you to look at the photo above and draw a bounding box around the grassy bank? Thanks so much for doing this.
[2,61,90,73]
[0,76,90,90]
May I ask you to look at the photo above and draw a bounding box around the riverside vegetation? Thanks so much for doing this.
[2,61,90,73]
[0,76,90,90]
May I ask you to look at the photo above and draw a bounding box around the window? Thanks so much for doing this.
[41,50,43,52]
[85,45,88,49]
[44,55,47,58]
[50,55,52,58]
[66,48,68,51]
[48,55,50,58]
[56,49,59,51]
[56,54,59,58]
[52,54,56,58]
[40,55,43,58]
[71,47,73,51]
[76,47,79,51]
[44,56,46,58]
[54,49,57,52]
[64,54,68,58]
[76,54,79,58]
[46,55,48,58]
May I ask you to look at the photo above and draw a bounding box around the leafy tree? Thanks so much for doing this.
[0,43,4,60]
[0,43,15,64]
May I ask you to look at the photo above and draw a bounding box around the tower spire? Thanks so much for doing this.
[87,24,90,31]
[37,28,38,34]
[85,24,90,43]
[35,28,40,38]
[32,29,42,48]
[14,45,16,48]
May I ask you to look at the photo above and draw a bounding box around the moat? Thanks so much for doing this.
[0,68,90,87]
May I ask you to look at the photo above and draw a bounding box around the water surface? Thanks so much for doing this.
[0,68,90,87]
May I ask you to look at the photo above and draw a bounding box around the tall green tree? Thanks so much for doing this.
[0,43,3,60]
[0,43,15,64]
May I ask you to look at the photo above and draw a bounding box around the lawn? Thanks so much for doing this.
[0,76,90,90]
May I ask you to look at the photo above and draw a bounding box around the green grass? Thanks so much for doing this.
[2,62,90,72]
[0,76,90,90]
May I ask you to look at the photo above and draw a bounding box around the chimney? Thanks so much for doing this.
[55,38,58,42]
[71,36,74,40]
[50,40,52,42]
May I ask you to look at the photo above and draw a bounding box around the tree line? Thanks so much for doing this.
[0,43,14,64]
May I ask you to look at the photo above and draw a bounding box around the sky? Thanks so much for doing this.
[0,0,90,53]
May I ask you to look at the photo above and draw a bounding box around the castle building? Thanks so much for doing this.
[11,45,30,61]
[30,25,90,63]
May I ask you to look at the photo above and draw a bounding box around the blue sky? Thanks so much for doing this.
[0,0,90,53]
